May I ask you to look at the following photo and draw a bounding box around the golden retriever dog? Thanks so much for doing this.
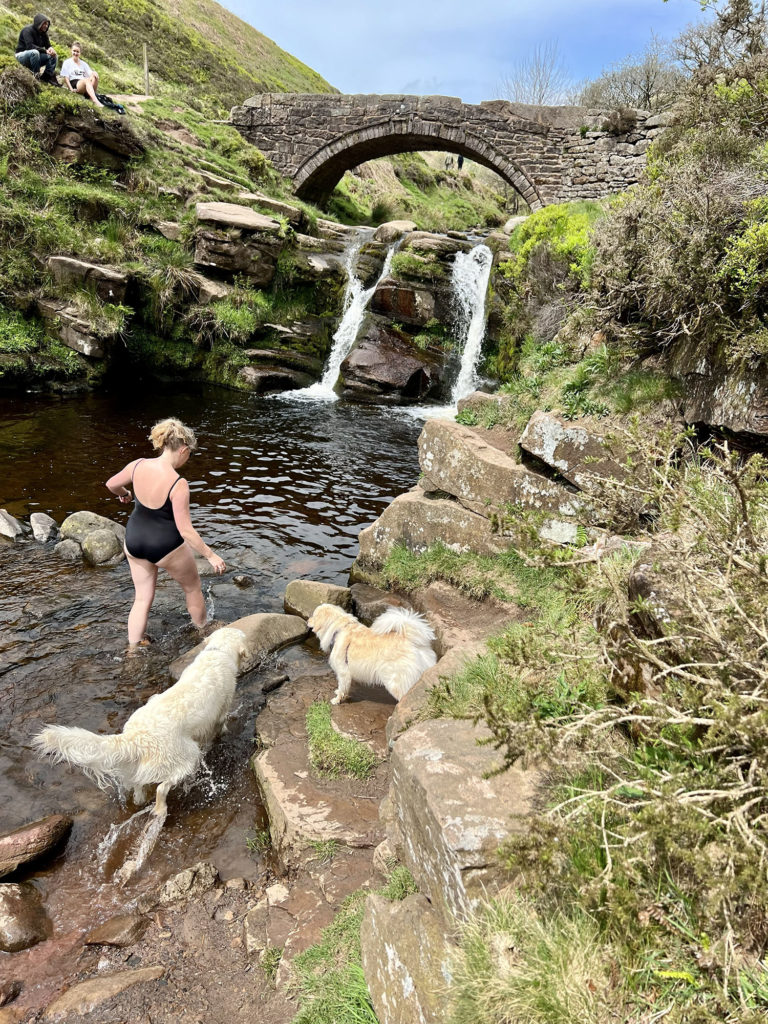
[308,604,436,703]
[33,626,248,817]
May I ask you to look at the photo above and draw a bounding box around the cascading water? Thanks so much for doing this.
[449,243,494,404]
[283,229,399,403]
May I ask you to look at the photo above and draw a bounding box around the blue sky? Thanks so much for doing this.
[228,0,707,103]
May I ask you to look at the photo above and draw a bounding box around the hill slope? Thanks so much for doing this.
[0,0,335,110]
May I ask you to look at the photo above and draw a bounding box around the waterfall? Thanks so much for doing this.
[449,244,493,404]
[284,230,398,403]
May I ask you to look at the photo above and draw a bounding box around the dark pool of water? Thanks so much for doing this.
[0,385,422,1004]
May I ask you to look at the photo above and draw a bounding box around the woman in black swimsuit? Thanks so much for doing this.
[106,418,225,647]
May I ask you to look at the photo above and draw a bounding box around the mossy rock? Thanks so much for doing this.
[0,63,39,109]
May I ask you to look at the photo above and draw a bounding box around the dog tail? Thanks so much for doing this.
[370,606,437,648]
[33,725,138,792]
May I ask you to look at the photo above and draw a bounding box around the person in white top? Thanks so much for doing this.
[60,41,102,107]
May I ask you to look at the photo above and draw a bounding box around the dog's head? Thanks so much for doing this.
[307,603,347,650]
[205,627,248,664]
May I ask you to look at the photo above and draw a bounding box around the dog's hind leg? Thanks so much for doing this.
[329,639,353,705]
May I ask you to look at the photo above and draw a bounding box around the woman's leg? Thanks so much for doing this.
[76,76,103,106]
[124,549,158,645]
[157,544,207,629]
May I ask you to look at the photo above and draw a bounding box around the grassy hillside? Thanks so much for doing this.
[0,0,335,111]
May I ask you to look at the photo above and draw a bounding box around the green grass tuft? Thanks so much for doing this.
[305,702,378,781]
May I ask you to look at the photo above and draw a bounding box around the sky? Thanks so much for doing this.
[228,0,707,104]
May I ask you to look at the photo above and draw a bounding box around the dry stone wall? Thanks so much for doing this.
[230,93,668,207]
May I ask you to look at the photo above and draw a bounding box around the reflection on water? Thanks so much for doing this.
[0,385,422,1005]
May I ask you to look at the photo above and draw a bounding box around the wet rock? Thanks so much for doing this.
[341,320,441,399]
[42,966,164,1020]
[261,672,289,693]
[356,483,509,568]
[169,611,309,680]
[60,510,125,547]
[419,418,582,519]
[54,538,81,562]
[361,893,456,1024]
[373,220,417,243]
[0,883,50,952]
[0,511,24,541]
[82,526,123,565]
[155,862,219,907]
[349,583,412,625]
[48,256,129,304]
[30,512,59,544]
[519,410,626,490]
[370,277,436,327]
[238,365,310,394]
[283,579,351,618]
[389,719,541,922]
[84,913,149,947]
[0,814,73,878]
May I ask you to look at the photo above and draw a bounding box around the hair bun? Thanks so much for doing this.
[148,418,197,452]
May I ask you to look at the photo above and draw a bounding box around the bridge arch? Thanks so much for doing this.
[293,120,542,208]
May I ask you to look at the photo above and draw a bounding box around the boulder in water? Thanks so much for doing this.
[283,580,350,619]
[82,527,123,566]
[0,814,73,878]
[30,512,59,544]
[341,320,442,400]
[0,511,25,542]
[54,538,82,562]
[60,510,125,546]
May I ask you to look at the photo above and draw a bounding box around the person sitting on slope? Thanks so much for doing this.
[60,41,103,107]
[15,13,60,86]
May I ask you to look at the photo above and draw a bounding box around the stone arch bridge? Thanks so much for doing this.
[230,93,667,208]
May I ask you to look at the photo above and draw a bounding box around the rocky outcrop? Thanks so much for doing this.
[387,720,540,922]
[47,257,129,304]
[194,202,286,286]
[36,299,113,359]
[341,319,443,399]
[370,277,436,327]
[519,410,626,489]
[361,894,456,1024]
[50,110,146,170]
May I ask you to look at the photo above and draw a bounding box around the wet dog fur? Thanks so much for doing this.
[33,626,248,817]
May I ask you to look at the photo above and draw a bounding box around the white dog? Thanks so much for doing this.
[33,627,248,817]
[308,604,437,703]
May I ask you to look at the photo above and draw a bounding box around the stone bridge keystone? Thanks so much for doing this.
[230,94,667,207]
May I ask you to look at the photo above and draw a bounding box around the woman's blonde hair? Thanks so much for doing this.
[148,418,197,452]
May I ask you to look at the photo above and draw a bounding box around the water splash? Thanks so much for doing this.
[282,230,399,403]
[96,806,152,875]
[450,244,494,404]
[115,808,167,885]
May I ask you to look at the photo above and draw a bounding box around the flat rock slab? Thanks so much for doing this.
[0,814,72,877]
[195,201,282,233]
[43,966,164,1020]
[169,612,309,680]
[361,893,456,1024]
[251,675,391,869]
[84,913,149,947]
[357,483,510,568]
[350,583,412,625]
[283,579,350,619]
[390,719,541,923]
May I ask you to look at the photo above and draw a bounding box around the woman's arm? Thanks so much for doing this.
[170,480,225,573]
[105,460,139,504]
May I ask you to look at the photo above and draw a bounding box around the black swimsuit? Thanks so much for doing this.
[125,460,185,563]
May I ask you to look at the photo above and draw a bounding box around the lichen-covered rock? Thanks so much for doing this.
[0,883,50,952]
[361,893,456,1024]
[82,527,123,565]
[60,511,125,546]
[54,538,81,561]
[389,719,540,922]
[283,579,350,618]
[519,410,626,489]
[419,418,582,519]
[357,484,510,568]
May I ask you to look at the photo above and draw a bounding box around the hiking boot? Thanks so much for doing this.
[41,73,61,87]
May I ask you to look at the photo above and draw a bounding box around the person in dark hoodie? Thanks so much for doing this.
[15,13,60,85]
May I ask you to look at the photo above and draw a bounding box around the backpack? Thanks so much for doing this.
[96,93,127,115]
